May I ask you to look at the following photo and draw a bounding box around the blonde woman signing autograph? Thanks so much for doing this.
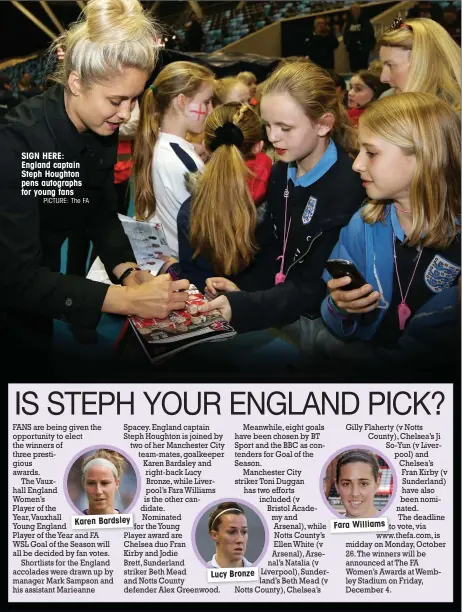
[0,0,189,375]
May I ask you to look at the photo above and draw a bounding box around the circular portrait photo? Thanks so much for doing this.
[66,448,138,515]
[193,500,268,569]
[322,447,396,518]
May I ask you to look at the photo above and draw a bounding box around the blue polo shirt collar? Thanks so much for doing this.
[287,140,338,187]
[390,203,406,242]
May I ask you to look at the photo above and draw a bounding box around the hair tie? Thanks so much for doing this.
[210,122,244,152]
[150,84,157,95]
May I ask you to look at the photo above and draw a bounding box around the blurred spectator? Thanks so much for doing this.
[0,73,19,124]
[407,1,444,23]
[17,73,42,100]
[303,16,339,70]
[237,71,258,105]
[332,14,342,36]
[343,3,376,71]
[213,77,250,105]
[442,5,461,46]
[184,13,204,52]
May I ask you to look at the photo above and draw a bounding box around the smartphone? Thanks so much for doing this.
[325,259,367,291]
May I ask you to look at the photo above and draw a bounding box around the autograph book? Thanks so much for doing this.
[129,286,236,364]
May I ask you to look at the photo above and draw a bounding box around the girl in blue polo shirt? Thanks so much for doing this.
[199,61,365,343]
[322,93,460,367]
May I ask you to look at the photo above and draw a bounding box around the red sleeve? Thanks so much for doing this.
[246,152,273,206]
[347,107,365,127]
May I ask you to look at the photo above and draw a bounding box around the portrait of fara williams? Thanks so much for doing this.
[323,448,395,519]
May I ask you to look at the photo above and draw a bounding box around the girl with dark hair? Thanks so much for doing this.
[347,69,389,126]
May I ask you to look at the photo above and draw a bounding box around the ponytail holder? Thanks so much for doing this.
[210,122,244,152]
[150,84,157,95]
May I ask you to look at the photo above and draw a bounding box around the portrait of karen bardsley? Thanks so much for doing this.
[66,448,138,515]
[323,448,395,519]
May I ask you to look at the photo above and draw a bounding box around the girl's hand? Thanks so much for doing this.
[198,296,232,322]
[205,277,240,300]
[328,276,380,314]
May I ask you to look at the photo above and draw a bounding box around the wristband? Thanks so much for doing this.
[166,265,179,281]
[118,266,141,284]
[327,295,349,320]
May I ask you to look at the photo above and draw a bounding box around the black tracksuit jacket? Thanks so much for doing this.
[0,85,135,366]
[228,145,366,332]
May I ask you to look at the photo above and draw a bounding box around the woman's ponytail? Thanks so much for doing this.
[133,88,160,220]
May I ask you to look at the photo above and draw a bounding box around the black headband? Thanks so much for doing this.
[210,122,244,152]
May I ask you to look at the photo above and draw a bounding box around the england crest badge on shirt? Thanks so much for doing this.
[424,255,461,293]
[302,196,317,225]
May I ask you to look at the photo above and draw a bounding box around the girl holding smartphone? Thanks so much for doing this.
[322,93,460,370]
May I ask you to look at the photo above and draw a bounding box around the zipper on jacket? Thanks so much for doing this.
[285,231,323,279]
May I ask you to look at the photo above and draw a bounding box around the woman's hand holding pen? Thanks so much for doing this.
[129,274,189,319]
[103,275,189,319]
